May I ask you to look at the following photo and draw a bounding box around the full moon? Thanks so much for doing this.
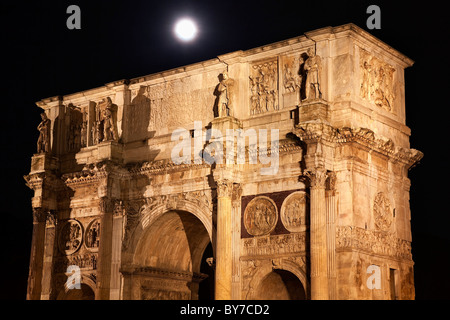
[174,18,198,42]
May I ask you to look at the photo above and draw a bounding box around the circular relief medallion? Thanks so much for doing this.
[84,218,101,252]
[244,196,278,236]
[280,192,308,232]
[59,219,83,255]
[373,192,393,231]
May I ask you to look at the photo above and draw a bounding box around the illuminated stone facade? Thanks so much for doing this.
[25,24,422,300]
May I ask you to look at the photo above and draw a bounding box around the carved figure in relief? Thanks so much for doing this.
[249,61,278,115]
[244,197,278,236]
[86,220,100,249]
[360,50,395,112]
[303,48,322,100]
[103,97,118,141]
[217,72,235,117]
[59,220,83,255]
[373,192,393,231]
[284,63,302,93]
[80,120,87,147]
[37,112,51,153]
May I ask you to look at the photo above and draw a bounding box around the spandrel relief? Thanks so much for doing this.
[249,59,279,115]
[360,49,396,112]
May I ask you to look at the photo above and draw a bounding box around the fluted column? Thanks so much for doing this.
[326,172,337,300]
[96,197,114,300]
[231,184,242,300]
[306,167,329,300]
[40,211,57,300]
[215,179,233,300]
[26,208,47,300]
[110,201,125,300]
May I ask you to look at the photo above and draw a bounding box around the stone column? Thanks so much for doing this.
[306,167,329,300]
[231,184,242,300]
[96,197,114,300]
[40,211,57,300]
[326,172,337,300]
[215,179,233,300]
[26,208,47,300]
[110,201,125,300]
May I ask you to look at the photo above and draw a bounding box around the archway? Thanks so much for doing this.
[57,283,95,300]
[255,269,306,300]
[133,210,214,300]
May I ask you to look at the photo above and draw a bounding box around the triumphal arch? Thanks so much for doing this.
[25,24,422,300]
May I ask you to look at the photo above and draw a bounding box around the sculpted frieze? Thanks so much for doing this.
[336,226,412,260]
[54,253,98,273]
[242,232,307,256]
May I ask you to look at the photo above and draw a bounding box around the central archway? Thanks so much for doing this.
[133,210,214,300]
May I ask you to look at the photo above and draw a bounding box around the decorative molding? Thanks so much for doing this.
[295,123,423,168]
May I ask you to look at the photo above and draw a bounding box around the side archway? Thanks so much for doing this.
[246,259,309,300]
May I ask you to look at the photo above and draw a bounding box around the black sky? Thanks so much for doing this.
[0,0,448,300]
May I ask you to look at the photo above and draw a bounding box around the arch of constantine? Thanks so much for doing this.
[25,24,422,300]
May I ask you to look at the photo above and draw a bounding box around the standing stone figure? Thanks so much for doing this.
[102,97,118,141]
[37,112,51,153]
[303,47,322,100]
[217,72,234,117]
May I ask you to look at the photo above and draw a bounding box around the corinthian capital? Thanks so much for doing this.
[216,180,234,198]
[304,167,328,188]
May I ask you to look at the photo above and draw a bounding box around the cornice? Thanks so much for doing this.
[294,122,423,169]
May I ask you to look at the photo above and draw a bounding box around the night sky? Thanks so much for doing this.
[1,0,448,300]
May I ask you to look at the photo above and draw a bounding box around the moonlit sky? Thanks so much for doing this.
[1,0,449,300]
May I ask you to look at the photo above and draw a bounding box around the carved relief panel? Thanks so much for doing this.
[359,49,396,112]
[243,196,278,236]
[280,192,309,233]
[249,59,279,115]
[58,219,83,255]
[373,192,393,231]
[84,218,100,252]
